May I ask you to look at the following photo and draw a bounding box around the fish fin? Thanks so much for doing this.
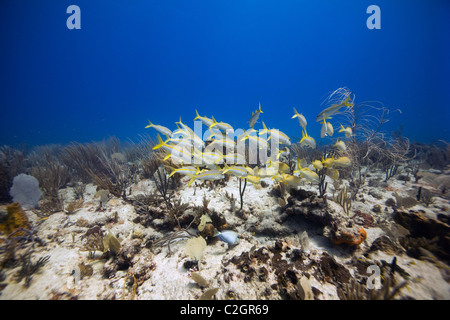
[168,166,177,177]
[259,102,263,113]
[262,121,267,130]
[300,129,307,143]
[152,134,165,150]
[194,109,201,120]
[214,154,224,164]
[145,119,153,128]
[209,116,218,128]
[187,176,196,187]
[260,122,268,135]
[240,135,249,141]
[296,157,302,170]
[222,163,230,174]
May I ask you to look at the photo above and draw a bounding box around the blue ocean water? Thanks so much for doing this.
[0,0,449,147]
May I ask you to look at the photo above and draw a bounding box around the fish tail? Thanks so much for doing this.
[259,102,263,113]
[187,177,196,187]
[152,134,166,150]
[194,109,201,120]
[186,173,197,187]
[168,166,178,177]
[209,117,218,128]
[145,119,153,128]
[300,128,307,143]
[343,95,353,107]
[260,121,268,135]
[214,154,224,164]
[222,163,230,174]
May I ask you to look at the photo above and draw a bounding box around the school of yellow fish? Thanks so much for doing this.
[145,89,355,189]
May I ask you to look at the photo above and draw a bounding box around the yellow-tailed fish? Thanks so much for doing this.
[276,147,289,160]
[244,166,256,175]
[206,128,226,141]
[194,110,214,127]
[207,137,236,151]
[293,167,316,182]
[221,163,249,177]
[175,125,204,149]
[186,170,225,187]
[237,128,256,142]
[267,159,290,174]
[255,166,278,178]
[338,124,353,138]
[153,134,192,161]
[312,159,323,171]
[292,107,307,129]
[294,159,319,183]
[248,102,263,128]
[240,132,269,150]
[332,156,351,167]
[322,156,335,168]
[171,128,191,139]
[320,118,334,138]
[299,129,316,149]
[298,167,319,183]
[261,122,291,146]
[163,152,191,165]
[320,119,327,138]
[145,120,172,138]
[246,174,261,185]
[279,174,302,188]
[315,95,353,122]
[168,166,200,177]
[296,157,308,170]
[334,138,346,152]
[327,121,334,136]
[209,116,234,133]
[167,136,193,150]
[176,117,194,135]
[221,152,247,165]
[326,168,339,180]
[197,150,224,165]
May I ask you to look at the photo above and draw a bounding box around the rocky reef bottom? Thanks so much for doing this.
[0,166,449,300]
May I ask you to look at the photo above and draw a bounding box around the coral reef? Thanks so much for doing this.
[0,90,449,300]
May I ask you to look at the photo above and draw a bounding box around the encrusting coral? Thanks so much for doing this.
[331,226,367,246]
